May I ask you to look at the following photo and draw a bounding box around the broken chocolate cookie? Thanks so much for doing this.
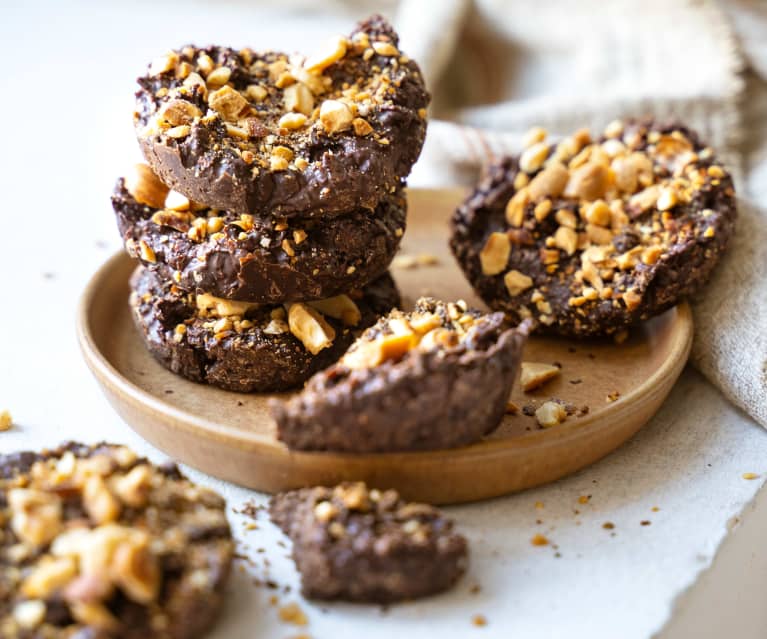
[113,165,406,303]
[129,266,399,393]
[134,15,429,219]
[270,298,529,451]
[270,482,468,603]
[450,119,736,337]
[0,442,233,639]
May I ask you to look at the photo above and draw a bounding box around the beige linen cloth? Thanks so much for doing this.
[393,0,767,426]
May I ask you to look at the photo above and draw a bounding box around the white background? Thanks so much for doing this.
[0,2,765,637]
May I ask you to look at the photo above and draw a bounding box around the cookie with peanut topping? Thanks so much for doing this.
[270,482,468,602]
[270,298,530,451]
[129,266,399,393]
[113,164,406,303]
[134,15,429,219]
[0,442,233,639]
[450,119,736,337]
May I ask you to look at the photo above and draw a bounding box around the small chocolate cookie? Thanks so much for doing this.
[451,119,737,337]
[270,482,468,603]
[113,166,406,303]
[270,298,529,452]
[0,442,233,639]
[134,15,429,219]
[130,267,400,393]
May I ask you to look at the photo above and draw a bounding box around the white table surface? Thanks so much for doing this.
[1,2,766,637]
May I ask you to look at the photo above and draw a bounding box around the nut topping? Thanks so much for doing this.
[505,189,530,227]
[288,303,336,354]
[456,120,735,336]
[1,443,234,636]
[208,85,250,121]
[307,294,361,326]
[304,36,348,73]
[553,226,578,255]
[156,99,201,127]
[111,537,160,604]
[519,142,549,173]
[479,232,511,275]
[124,164,170,209]
[372,41,399,57]
[164,190,191,211]
[504,270,533,296]
[196,293,260,318]
[564,162,608,200]
[283,82,314,115]
[8,488,62,548]
[82,476,121,525]
[320,99,354,133]
[527,162,569,200]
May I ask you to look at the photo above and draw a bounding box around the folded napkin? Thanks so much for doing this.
[395,0,767,426]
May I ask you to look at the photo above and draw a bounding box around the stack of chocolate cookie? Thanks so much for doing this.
[112,16,430,392]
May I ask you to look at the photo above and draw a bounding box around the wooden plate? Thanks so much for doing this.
[77,189,692,504]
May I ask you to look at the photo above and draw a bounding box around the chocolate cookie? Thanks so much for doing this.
[130,266,400,393]
[270,298,529,452]
[450,119,737,337]
[270,482,468,603]
[113,165,406,303]
[0,442,233,639]
[134,15,429,219]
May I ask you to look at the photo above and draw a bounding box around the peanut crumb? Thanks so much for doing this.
[602,522,615,530]
[505,401,519,415]
[535,401,567,428]
[578,495,590,504]
[520,362,561,392]
[606,391,621,402]
[613,329,629,344]
[278,602,308,626]
[534,501,544,509]
[742,472,759,480]
[0,410,12,431]
[472,614,487,627]
[530,533,549,546]
[392,253,440,269]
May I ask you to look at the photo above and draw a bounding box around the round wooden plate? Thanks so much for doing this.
[77,189,692,504]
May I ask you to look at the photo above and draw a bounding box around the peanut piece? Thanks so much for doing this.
[124,164,169,209]
[319,99,353,133]
[304,36,348,73]
[535,401,567,428]
[307,295,361,326]
[479,232,511,275]
[283,82,314,115]
[208,85,249,121]
[564,162,608,200]
[527,162,569,200]
[288,303,336,355]
[520,362,560,392]
[504,270,533,296]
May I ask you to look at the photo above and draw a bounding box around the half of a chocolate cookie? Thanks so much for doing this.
[270,298,529,451]
[270,482,468,603]
[130,266,400,393]
[0,442,233,639]
[113,165,406,303]
[134,15,429,219]
[451,119,737,337]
